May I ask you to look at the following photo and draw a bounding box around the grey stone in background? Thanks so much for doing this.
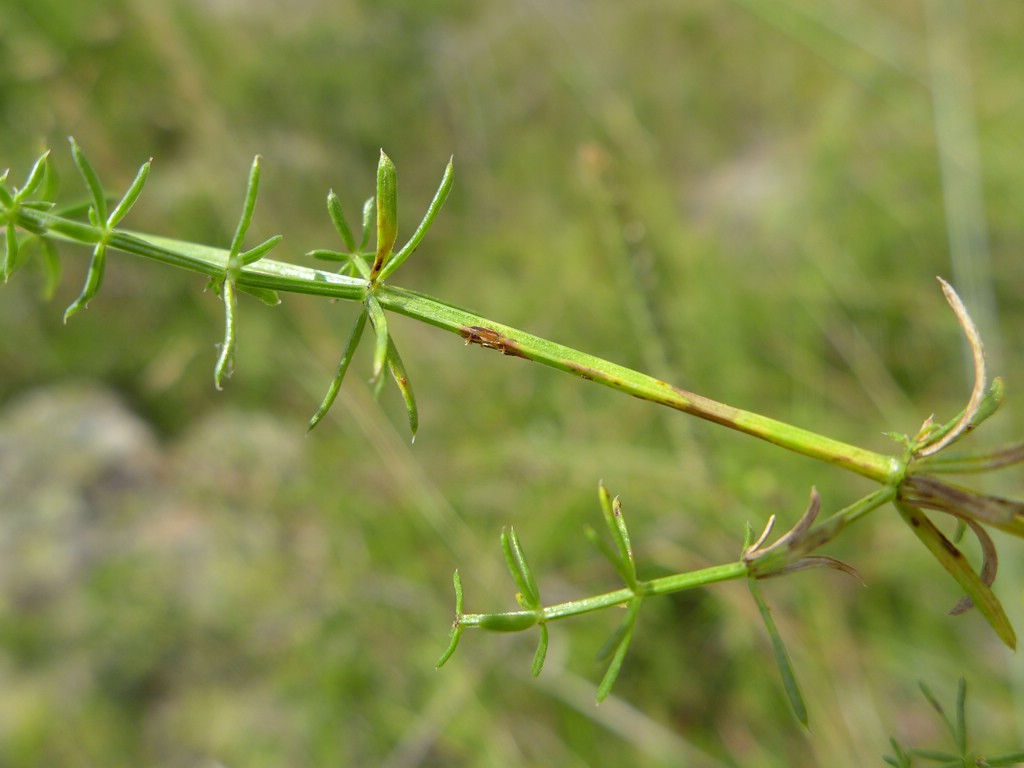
[0,383,162,604]
[0,382,306,605]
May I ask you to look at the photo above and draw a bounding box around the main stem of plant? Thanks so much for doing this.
[21,209,902,485]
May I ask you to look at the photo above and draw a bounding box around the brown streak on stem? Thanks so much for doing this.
[458,325,528,359]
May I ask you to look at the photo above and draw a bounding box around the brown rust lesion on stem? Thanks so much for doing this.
[459,325,528,359]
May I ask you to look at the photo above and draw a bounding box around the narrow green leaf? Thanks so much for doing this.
[308,248,349,262]
[229,156,262,261]
[23,200,56,212]
[371,364,387,399]
[307,308,368,430]
[595,596,642,703]
[899,475,1024,539]
[588,483,638,588]
[600,490,627,562]
[379,155,454,282]
[40,150,59,202]
[386,336,418,438]
[896,503,1016,649]
[749,577,808,726]
[531,624,549,677]
[39,238,61,299]
[53,198,105,221]
[884,737,913,768]
[364,292,389,384]
[18,150,51,200]
[236,284,281,306]
[3,223,17,282]
[0,170,12,207]
[214,278,237,390]
[915,439,1024,475]
[371,149,398,277]
[501,527,540,608]
[69,137,107,223]
[609,497,636,584]
[63,242,107,322]
[584,524,631,585]
[239,234,283,266]
[348,251,372,281]
[308,247,372,279]
[988,751,1024,765]
[435,570,465,668]
[106,158,151,227]
[908,748,957,761]
[327,189,357,252]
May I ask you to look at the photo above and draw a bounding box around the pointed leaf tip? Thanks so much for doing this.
[372,150,398,277]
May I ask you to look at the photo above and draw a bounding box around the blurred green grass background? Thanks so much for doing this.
[1,0,1023,765]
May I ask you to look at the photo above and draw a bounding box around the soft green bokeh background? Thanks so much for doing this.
[1,1,1022,765]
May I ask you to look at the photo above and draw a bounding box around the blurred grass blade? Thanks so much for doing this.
[749,577,808,726]
[308,308,368,430]
[955,677,966,755]
[896,502,1016,649]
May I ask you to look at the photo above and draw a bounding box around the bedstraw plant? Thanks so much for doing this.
[3,140,1023,724]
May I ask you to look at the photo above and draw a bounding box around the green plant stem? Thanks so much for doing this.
[458,560,748,629]
[12,205,901,484]
[382,286,901,483]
